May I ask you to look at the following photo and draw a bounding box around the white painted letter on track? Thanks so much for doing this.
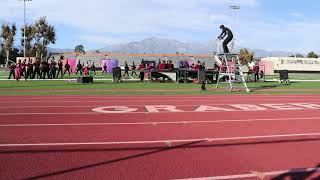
[289,103,320,109]
[195,105,234,112]
[230,104,267,111]
[260,104,304,110]
[92,106,138,113]
[145,105,183,113]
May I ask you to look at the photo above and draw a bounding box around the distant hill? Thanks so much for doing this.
[98,37,298,57]
[14,37,299,57]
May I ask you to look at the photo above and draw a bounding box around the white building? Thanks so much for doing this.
[260,57,320,75]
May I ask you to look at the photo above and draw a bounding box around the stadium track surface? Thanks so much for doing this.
[0,95,320,180]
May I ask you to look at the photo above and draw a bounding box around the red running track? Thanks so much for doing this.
[0,95,320,180]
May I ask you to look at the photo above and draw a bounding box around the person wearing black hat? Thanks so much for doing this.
[8,62,16,79]
[218,25,233,53]
[76,60,83,75]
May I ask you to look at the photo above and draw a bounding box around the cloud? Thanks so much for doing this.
[3,0,320,53]
[290,12,303,18]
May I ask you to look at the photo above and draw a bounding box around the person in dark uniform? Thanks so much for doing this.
[91,62,96,75]
[50,60,57,79]
[57,60,63,78]
[201,80,206,91]
[27,59,34,79]
[213,63,220,83]
[253,63,260,82]
[199,62,203,71]
[201,62,206,70]
[8,63,16,79]
[45,60,50,79]
[33,60,41,79]
[63,60,71,76]
[168,61,174,70]
[218,25,233,54]
[123,62,129,77]
[164,61,169,70]
[40,59,46,79]
[131,62,137,76]
[76,60,83,75]
[102,62,107,74]
[138,61,145,82]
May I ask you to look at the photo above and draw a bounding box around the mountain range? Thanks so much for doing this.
[51,37,298,57]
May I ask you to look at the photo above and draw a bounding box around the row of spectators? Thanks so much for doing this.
[76,60,96,76]
[120,59,209,77]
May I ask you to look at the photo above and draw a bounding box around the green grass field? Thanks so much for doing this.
[265,73,320,81]
[0,80,320,96]
[1,70,320,96]
[0,70,139,80]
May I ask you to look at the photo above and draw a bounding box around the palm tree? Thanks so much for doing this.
[34,17,56,59]
[0,23,16,67]
[21,24,36,56]
[74,44,86,54]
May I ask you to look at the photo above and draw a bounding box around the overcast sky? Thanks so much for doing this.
[1,0,319,53]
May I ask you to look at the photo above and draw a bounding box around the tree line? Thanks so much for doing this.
[290,52,319,58]
[0,17,56,66]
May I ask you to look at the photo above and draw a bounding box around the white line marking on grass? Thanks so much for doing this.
[0,117,320,127]
[174,167,320,180]
[1,132,320,147]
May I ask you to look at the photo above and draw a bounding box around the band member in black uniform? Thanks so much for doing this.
[131,62,137,76]
[33,60,41,79]
[40,59,46,79]
[91,62,96,75]
[50,60,57,79]
[8,62,16,79]
[45,60,50,79]
[63,60,71,76]
[26,59,33,79]
[76,60,83,75]
[56,60,63,78]
[123,62,129,77]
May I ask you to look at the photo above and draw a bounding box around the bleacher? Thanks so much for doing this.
[53,53,216,69]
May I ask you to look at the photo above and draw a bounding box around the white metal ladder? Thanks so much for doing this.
[215,53,250,92]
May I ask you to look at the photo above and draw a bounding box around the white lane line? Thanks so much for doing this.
[174,167,320,180]
[0,117,319,127]
[1,132,320,147]
[0,99,319,103]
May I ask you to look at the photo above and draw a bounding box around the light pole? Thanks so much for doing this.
[229,4,240,53]
[18,0,32,57]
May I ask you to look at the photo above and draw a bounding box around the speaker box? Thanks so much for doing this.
[77,76,93,83]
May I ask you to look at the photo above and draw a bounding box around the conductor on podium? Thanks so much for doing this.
[218,25,233,53]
